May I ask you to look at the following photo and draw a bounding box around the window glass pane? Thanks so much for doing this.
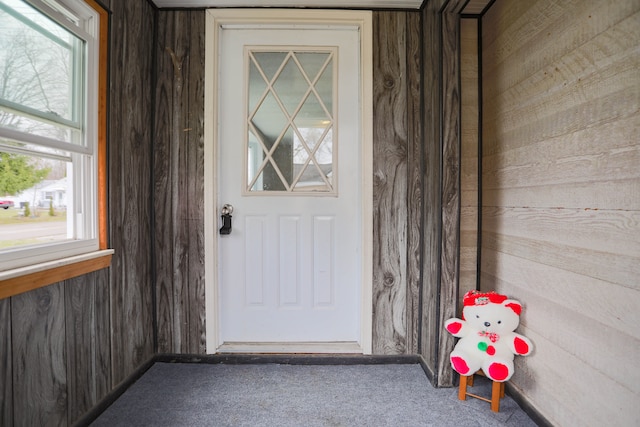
[0,0,100,273]
[0,150,72,250]
[1,136,71,161]
[0,0,84,145]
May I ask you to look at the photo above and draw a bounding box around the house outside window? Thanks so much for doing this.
[0,0,107,273]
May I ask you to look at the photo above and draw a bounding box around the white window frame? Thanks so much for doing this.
[0,0,102,272]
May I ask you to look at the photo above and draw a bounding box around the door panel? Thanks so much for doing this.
[206,10,372,353]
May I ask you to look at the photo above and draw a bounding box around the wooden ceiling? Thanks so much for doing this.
[151,0,492,14]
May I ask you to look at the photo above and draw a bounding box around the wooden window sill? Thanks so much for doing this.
[0,249,114,300]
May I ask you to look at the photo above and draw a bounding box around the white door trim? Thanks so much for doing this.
[204,9,373,354]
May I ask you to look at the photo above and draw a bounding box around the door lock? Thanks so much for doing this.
[219,204,233,235]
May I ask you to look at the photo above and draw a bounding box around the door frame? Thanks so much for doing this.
[203,9,373,354]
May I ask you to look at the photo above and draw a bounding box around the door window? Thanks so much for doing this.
[246,48,336,195]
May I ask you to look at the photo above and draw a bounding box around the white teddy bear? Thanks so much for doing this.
[445,290,533,382]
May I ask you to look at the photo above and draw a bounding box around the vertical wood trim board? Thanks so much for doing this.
[481,0,640,425]
[437,0,466,387]
[420,0,466,387]
[420,0,444,381]
[405,11,423,356]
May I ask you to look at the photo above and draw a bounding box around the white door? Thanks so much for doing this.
[205,10,372,354]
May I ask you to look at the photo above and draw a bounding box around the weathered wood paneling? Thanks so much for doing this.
[420,0,443,381]
[0,298,11,425]
[371,11,423,355]
[481,0,640,425]
[437,0,466,387]
[107,0,156,382]
[460,18,479,296]
[420,0,465,387]
[64,269,112,421]
[372,11,410,355]
[405,11,423,356]
[0,1,156,425]
[154,10,207,355]
[11,284,67,426]
[0,3,474,422]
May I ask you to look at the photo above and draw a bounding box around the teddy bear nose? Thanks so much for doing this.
[484,321,491,327]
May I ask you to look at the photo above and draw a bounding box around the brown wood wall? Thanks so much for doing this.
[481,0,640,425]
[0,0,156,425]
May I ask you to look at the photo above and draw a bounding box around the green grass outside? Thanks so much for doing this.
[0,207,67,225]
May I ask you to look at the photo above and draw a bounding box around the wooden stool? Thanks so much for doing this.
[458,369,505,412]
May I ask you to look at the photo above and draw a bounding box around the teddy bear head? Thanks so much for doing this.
[462,290,522,336]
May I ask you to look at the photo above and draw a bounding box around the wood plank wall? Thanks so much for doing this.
[460,18,479,297]
[420,0,442,384]
[150,8,459,384]
[371,11,422,355]
[149,10,462,386]
[481,0,640,425]
[420,0,464,387]
[154,10,206,355]
[0,1,156,424]
[150,10,430,358]
[0,4,468,423]
[106,0,156,385]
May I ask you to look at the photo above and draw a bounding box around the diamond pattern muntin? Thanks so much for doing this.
[272,58,306,115]
[296,52,330,82]
[248,61,268,113]
[253,51,287,82]
[250,91,286,151]
[315,66,333,115]
[247,49,335,193]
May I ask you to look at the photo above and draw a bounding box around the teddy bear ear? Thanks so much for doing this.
[504,299,522,315]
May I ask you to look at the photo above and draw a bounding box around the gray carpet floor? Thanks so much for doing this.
[91,362,538,427]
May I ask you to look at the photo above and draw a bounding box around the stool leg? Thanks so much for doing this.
[458,375,470,401]
[491,380,502,412]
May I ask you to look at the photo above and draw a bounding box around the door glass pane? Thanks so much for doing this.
[273,57,305,115]
[246,48,336,194]
[248,60,267,113]
[252,51,287,82]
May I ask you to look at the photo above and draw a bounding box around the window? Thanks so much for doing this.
[0,0,109,286]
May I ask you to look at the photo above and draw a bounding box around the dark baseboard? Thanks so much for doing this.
[72,356,155,427]
[505,382,552,427]
[416,354,437,385]
[155,352,422,366]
